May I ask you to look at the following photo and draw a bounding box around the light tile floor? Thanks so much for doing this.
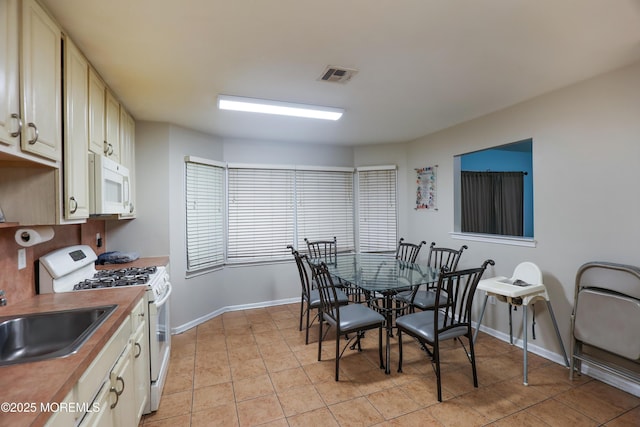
[141,303,640,426]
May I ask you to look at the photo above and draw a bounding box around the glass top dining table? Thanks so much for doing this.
[310,253,438,373]
[315,253,438,294]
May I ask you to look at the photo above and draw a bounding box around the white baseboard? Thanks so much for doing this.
[473,322,640,397]
[171,297,298,335]
[578,363,640,397]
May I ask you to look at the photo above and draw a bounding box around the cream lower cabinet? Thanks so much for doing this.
[131,298,150,418]
[80,341,134,427]
[43,389,76,427]
[45,296,150,427]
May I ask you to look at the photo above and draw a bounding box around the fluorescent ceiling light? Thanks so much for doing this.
[218,95,343,121]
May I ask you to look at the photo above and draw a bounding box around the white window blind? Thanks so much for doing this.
[358,167,398,252]
[228,167,295,261]
[296,169,355,252]
[185,159,225,271]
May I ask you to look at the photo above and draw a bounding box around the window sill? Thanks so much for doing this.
[449,232,537,248]
[186,265,224,279]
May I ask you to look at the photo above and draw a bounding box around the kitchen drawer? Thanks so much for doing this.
[76,315,131,406]
[130,296,146,333]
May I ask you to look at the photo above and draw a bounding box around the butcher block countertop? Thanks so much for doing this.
[0,286,146,427]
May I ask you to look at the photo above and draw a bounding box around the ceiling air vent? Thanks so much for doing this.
[318,66,358,84]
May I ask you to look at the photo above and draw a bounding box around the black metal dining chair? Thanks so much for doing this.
[288,246,349,345]
[396,259,494,401]
[305,236,360,301]
[368,237,427,317]
[311,261,386,381]
[395,238,427,263]
[304,236,338,262]
[394,242,468,314]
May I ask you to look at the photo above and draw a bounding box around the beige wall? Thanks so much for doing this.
[355,60,640,362]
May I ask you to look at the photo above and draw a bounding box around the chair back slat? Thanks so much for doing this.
[426,242,468,272]
[395,238,427,263]
[305,237,338,263]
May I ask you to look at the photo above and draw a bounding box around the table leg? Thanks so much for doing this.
[473,294,489,344]
[384,294,392,374]
[523,305,528,386]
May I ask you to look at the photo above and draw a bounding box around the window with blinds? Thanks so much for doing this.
[295,169,354,252]
[185,158,225,271]
[358,166,398,252]
[227,167,296,261]
[185,157,397,267]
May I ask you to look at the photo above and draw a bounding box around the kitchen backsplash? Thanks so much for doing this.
[0,221,106,304]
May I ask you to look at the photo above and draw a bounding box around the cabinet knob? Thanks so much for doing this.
[109,387,119,409]
[69,197,78,214]
[27,123,39,145]
[103,141,113,155]
[9,113,22,138]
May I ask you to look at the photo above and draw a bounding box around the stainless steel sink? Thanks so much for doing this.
[0,305,117,366]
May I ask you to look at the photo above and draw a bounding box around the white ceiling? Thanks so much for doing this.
[41,0,640,146]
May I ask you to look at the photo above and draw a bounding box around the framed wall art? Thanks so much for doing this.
[415,165,437,210]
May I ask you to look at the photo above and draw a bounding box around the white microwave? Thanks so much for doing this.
[89,153,130,215]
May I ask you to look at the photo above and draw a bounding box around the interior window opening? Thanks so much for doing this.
[454,139,533,238]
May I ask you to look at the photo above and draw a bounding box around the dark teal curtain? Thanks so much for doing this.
[461,171,524,236]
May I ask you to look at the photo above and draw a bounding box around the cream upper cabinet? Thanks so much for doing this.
[20,0,62,162]
[0,0,20,148]
[105,89,120,162]
[63,35,90,220]
[88,67,106,156]
[119,108,136,217]
[90,69,120,163]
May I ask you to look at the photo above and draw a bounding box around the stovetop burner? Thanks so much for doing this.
[73,266,158,290]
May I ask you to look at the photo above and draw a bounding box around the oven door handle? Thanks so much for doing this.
[154,281,172,307]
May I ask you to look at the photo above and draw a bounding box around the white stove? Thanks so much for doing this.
[37,245,171,413]
[38,245,169,303]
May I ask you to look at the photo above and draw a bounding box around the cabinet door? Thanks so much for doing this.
[132,323,150,418]
[63,36,90,219]
[20,0,62,161]
[88,67,106,155]
[81,342,136,426]
[0,0,20,147]
[78,382,114,427]
[105,90,120,162]
[110,342,135,427]
[44,389,77,427]
[119,108,136,217]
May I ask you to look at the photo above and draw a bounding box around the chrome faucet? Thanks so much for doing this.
[0,290,6,306]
